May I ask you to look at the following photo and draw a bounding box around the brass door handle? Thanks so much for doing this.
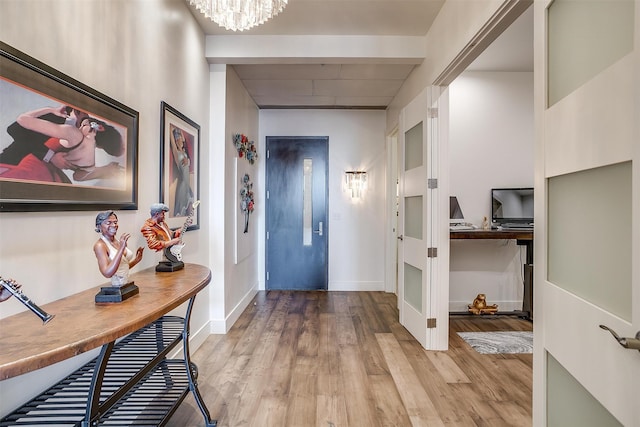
[599,325,640,351]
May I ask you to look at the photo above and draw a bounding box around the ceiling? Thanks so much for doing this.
[187,1,533,109]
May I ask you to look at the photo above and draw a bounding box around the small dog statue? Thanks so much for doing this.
[468,293,498,315]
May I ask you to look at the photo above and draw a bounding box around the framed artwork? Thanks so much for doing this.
[0,42,139,212]
[160,102,200,231]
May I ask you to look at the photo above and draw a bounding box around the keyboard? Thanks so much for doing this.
[450,224,476,231]
[499,223,533,230]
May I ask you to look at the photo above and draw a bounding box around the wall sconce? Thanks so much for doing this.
[344,171,367,198]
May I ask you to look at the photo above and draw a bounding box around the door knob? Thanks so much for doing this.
[599,325,640,351]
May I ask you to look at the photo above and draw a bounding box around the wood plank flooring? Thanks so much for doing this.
[168,291,532,427]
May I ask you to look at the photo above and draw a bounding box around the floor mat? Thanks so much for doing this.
[457,331,533,354]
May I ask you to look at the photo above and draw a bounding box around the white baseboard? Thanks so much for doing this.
[186,320,211,353]
[209,286,258,334]
[329,281,385,291]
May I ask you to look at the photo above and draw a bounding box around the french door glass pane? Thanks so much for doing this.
[547,161,631,321]
[405,196,423,239]
[547,0,633,106]
[404,262,422,313]
[547,353,622,427]
[404,122,423,171]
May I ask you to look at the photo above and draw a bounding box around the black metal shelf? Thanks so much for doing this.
[0,315,213,427]
[99,359,190,426]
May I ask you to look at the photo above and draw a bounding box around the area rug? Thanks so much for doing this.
[457,331,533,354]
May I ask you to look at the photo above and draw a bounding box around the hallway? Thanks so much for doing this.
[170,291,532,426]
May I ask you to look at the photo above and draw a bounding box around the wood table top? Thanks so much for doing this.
[450,229,533,240]
[0,263,211,380]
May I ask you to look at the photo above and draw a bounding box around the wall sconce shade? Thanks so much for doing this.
[345,171,367,198]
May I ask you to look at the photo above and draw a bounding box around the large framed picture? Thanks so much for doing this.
[160,102,200,231]
[0,42,139,212]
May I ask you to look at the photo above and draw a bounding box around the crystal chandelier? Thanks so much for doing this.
[189,0,288,32]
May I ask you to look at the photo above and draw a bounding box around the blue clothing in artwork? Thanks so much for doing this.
[173,149,193,216]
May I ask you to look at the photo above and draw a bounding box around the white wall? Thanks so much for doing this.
[223,67,260,329]
[258,110,387,291]
[448,71,534,311]
[386,0,508,132]
[208,65,261,334]
[0,0,211,416]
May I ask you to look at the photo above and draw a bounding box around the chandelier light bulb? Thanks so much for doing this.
[189,0,288,32]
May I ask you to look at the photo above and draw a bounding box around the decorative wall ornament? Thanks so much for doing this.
[239,173,255,233]
[233,133,258,164]
[234,159,254,264]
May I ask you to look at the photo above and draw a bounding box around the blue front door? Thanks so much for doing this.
[265,136,328,290]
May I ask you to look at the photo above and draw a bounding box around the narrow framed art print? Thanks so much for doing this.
[0,42,139,212]
[159,101,200,231]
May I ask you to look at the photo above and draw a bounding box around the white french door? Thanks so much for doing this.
[398,87,449,350]
[534,1,640,426]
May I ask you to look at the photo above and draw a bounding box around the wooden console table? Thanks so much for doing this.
[450,229,534,319]
[0,263,216,426]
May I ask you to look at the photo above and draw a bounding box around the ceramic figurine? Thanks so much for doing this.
[468,293,498,315]
[94,211,143,286]
[93,211,143,303]
[482,216,490,230]
[141,203,183,272]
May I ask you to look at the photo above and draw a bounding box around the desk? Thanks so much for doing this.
[450,229,533,319]
[0,263,216,426]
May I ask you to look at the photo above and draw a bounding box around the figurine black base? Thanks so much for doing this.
[95,282,139,304]
[155,261,185,272]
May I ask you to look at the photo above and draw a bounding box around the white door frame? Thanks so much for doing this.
[428,85,450,351]
[385,127,399,297]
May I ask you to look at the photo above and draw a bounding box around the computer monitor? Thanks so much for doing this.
[491,188,534,225]
[450,196,464,224]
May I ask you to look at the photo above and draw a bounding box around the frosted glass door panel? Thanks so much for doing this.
[547,353,622,427]
[404,263,422,313]
[303,159,312,246]
[547,0,633,106]
[547,161,631,321]
[404,122,423,171]
[404,196,423,239]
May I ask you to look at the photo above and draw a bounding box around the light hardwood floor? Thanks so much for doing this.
[169,291,532,427]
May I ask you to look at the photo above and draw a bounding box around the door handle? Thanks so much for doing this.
[397,235,403,241]
[313,221,323,236]
[599,325,640,351]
